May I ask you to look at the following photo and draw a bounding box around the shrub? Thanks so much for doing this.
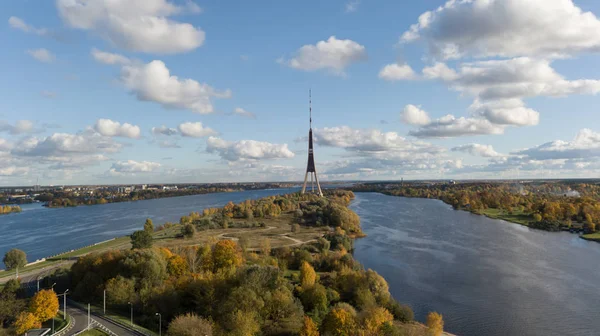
[167,313,212,336]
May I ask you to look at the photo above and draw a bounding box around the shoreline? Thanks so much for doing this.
[356,191,599,243]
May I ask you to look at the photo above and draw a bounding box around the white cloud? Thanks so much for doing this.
[401,105,431,126]
[513,128,600,160]
[419,58,600,127]
[0,120,35,135]
[345,0,360,13]
[178,122,217,138]
[452,144,503,158]
[314,126,443,159]
[8,16,48,36]
[0,138,12,152]
[12,131,122,170]
[27,48,54,63]
[56,0,205,54]
[120,60,231,114]
[0,166,29,177]
[379,63,418,81]
[206,136,295,162]
[151,125,178,136]
[233,107,256,119]
[109,160,161,174]
[408,115,505,138]
[400,0,600,60]
[91,48,131,65]
[94,119,141,139]
[283,36,367,75]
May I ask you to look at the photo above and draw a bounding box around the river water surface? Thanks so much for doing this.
[351,192,600,336]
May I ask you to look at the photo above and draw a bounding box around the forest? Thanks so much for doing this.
[352,182,600,232]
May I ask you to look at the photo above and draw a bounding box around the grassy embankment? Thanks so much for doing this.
[78,329,109,336]
[475,208,533,226]
[581,232,600,241]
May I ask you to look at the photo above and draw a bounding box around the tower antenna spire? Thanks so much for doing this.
[309,89,312,129]
[302,89,323,197]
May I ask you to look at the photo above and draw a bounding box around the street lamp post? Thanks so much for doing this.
[128,302,133,328]
[63,289,69,319]
[155,313,161,336]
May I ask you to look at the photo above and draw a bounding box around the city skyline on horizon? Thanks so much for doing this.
[2,0,600,186]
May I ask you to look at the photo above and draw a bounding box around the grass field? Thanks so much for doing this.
[582,232,600,241]
[477,208,532,226]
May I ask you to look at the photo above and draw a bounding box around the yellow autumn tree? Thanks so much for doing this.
[322,304,357,336]
[14,312,41,335]
[212,240,242,272]
[30,289,59,322]
[361,307,393,334]
[300,316,319,336]
[300,261,317,288]
[167,255,189,277]
[426,312,444,336]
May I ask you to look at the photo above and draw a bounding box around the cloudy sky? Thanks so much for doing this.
[2,0,600,185]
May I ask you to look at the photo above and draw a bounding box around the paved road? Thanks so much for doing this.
[65,301,141,336]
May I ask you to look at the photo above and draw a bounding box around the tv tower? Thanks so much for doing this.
[301,90,323,197]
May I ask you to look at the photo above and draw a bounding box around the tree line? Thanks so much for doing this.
[0,205,21,215]
[352,182,600,232]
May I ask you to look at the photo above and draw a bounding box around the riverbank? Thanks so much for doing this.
[352,190,600,245]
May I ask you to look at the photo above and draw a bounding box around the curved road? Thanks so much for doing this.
[65,301,141,336]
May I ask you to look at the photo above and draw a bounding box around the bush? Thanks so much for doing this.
[182,224,195,239]
[386,300,414,323]
[167,313,212,336]
[131,230,153,249]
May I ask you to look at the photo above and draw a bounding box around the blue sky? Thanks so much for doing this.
[2,0,600,185]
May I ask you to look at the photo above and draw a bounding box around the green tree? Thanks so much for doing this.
[228,310,260,336]
[182,224,195,239]
[426,312,444,336]
[167,313,213,336]
[131,230,153,249]
[105,276,135,305]
[3,249,27,271]
[144,218,154,234]
[2,279,20,295]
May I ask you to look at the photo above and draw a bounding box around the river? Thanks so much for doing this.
[0,188,297,262]
[2,190,599,335]
[350,192,600,336]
